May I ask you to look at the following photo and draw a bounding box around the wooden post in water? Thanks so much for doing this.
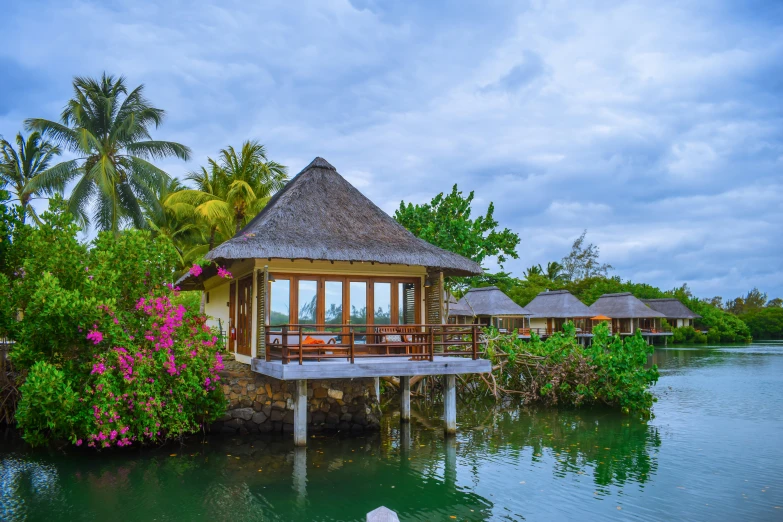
[400,376,411,422]
[294,379,307,446]
[443,374,456,436]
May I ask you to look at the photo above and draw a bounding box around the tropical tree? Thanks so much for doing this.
[25,73,191,232]
[143,177,206,270]
[525,264,543,278]
[0,131,61,224]
[168,140,288,238]
[545,261,567,281]
[395,184,519,268]
[560,230,612,282]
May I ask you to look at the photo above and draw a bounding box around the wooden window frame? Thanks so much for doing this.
[266,273,421,328]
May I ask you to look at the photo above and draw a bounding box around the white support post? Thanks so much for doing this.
[443,374,456,436]
[374,377,381,404]
[293,446,307,504]
[400,376,411,422]
[294,379,307,446]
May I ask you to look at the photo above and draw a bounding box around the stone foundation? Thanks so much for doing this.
[211,358,381,435]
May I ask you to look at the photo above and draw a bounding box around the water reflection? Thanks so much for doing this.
[4,345,783,520]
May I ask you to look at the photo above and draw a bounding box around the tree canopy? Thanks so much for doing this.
[395,184,519,269]
[25,73,191,232]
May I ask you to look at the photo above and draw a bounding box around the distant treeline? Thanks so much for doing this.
[395,187,781,343]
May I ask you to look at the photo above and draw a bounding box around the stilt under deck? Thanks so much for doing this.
[251,356,490,446]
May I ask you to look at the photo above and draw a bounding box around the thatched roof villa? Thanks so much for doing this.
[179,157,491,444]
[641,298,701,328]
[524,290,594,336]
[589,292,669,335]
[449,286,532,333]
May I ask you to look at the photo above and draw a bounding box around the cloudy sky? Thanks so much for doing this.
[1,0,781,300]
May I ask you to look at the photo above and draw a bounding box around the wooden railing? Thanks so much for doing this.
[265,324,485,365]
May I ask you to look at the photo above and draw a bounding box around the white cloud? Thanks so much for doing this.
[0,0,781,299]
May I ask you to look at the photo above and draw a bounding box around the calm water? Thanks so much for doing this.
[2,343,783,521]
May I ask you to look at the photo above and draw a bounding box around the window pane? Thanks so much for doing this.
[298,280,318,326]
[398,282,416,324]
[349,282,367,332]
[324,281,343,331]
[374,282,391,325]
[269,279,290,327]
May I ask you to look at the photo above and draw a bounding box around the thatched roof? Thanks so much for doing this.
[195,157,481,278]
[641,298,701,319]
[456,286,532,317]
[446,292,474,316]
[588,292,666,319]
[524,290,593,318]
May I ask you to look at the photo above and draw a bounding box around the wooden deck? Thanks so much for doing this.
[251,355,491,380]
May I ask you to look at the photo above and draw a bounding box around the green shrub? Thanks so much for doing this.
[481,322,659,419]
[6,198,226,447]
[15,361,83,446]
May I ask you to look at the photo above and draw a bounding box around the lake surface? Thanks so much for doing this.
[2,343,783,521]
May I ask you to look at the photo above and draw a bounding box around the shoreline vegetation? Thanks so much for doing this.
[0,72,780,449]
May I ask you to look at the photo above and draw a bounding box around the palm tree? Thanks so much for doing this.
[168,140,287,239]
[0,131,61,224]
[176,163,234,250]
[545,261,567,282]
[525,264,543,278]
[218,141,288,234]
[143,177,207,269]
[25,73,191,232]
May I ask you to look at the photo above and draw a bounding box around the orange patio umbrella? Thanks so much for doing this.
[590,315,611,321]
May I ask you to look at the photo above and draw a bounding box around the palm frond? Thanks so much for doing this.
[124,140,191,161]
[26,159,83,194]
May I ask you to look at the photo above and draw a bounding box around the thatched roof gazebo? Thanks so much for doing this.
[182,156,484,364]
[524,289,594,336]
[451,286,531,332]
[589,292,666,335]
[525,290,592,318]
[181,157,493,446]
[641,298,701,328]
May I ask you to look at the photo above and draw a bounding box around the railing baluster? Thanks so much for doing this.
[299,329,303,365]
[429,326,434,362]
[350,330,355,364]
[472,325,477,360]
[282,326,289,365]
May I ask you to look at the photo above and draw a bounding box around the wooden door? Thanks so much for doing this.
[237,276,253,356]
[229,281,236,352]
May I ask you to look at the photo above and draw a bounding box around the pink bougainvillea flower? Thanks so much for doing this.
[76,439,83,446]
[217,266,232,279]
[86,330,103,345]
[189,264,203,277]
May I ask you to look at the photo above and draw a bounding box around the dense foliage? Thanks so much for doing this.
[394,184,519,269]
[740,307,783,340]
[2,198,226,447]
[478,323,659,419]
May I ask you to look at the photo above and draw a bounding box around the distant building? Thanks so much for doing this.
[450,286,532,333]
[524,290,594,336]
[588,292,668,335]
[642,298,701,328]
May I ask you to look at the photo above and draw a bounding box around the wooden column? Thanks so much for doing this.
[443,374,456,436]
[400,376,411,422]
[256,268,268,360]
[294,379,307,446]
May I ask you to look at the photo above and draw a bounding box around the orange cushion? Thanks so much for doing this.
[303,336,325,345]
